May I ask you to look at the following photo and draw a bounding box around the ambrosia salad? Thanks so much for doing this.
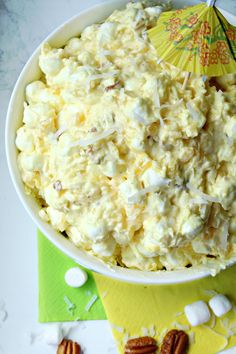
[16,1,236,272]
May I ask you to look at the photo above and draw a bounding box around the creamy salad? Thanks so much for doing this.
[16,1,236,273]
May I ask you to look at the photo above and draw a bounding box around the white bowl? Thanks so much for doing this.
[5,0,236,284]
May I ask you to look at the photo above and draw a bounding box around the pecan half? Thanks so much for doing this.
[125,336,158,354]
[160,330,189,354]
[90,127,97,132]
[72,341,81,354]
[105,81,121,91]
[57,339,67,354]
[66,340,73,354]
[57,339,81,354]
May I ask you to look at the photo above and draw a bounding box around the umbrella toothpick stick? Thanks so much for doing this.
[206,0,216,7]
[182,72,191,90]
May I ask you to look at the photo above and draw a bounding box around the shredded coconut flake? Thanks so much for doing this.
[210,313,216,329]
[71,128,117,148]
[79,65,93,72]
[187,183,220,203]
[141,31,148,40]
[62,323,78,337]
[159,99,183,111]
[220,318,229,330]
[226,328,234,338]
[153,81,164,126]
[182,72,191,90]
[229,321,236,330]
[129,334,139,340]
[26,331,44,345]
[63,296,74,309]
[102,291,108,299]
[149,324,156,337]
[157,100,183,126]
[160,328,168,341]
[175,311,184,317]
[153,80,160,108]
[202,324,227,339]
[99,50,115,57]
[88,71,119,82]
[189,331,195,345]
[172,321,190,331]
[159,115,164,126]
[55,126,67,139]
[204,289,219,297]
[141,327,149,336]
[220,221,229,251]
[111,324,125,333]
[128,182,170,203]
[63,295,76,314]
[186,102,200,120]
[133,109,149,126]
[85,294,98,312]
[190,197,209,206]
[26,324,72,347]
[123,332,130,344]
[65,183,81,190]
[135,9,144,23]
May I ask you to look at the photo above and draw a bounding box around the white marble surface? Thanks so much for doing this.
[0,1,116,353]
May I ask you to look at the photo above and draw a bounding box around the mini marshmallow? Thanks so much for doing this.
[217,346,236,354]
[65,267,88,288]
[209,294,232,317]
[184,300,211,326]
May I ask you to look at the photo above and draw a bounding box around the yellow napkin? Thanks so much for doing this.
[94,266,236,354]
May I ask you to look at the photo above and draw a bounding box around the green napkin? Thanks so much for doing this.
[38,230,107,322]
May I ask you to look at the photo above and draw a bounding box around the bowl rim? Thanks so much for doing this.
[5,0,235,285]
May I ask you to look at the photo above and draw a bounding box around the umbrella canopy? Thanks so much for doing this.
[148,2,236,76]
